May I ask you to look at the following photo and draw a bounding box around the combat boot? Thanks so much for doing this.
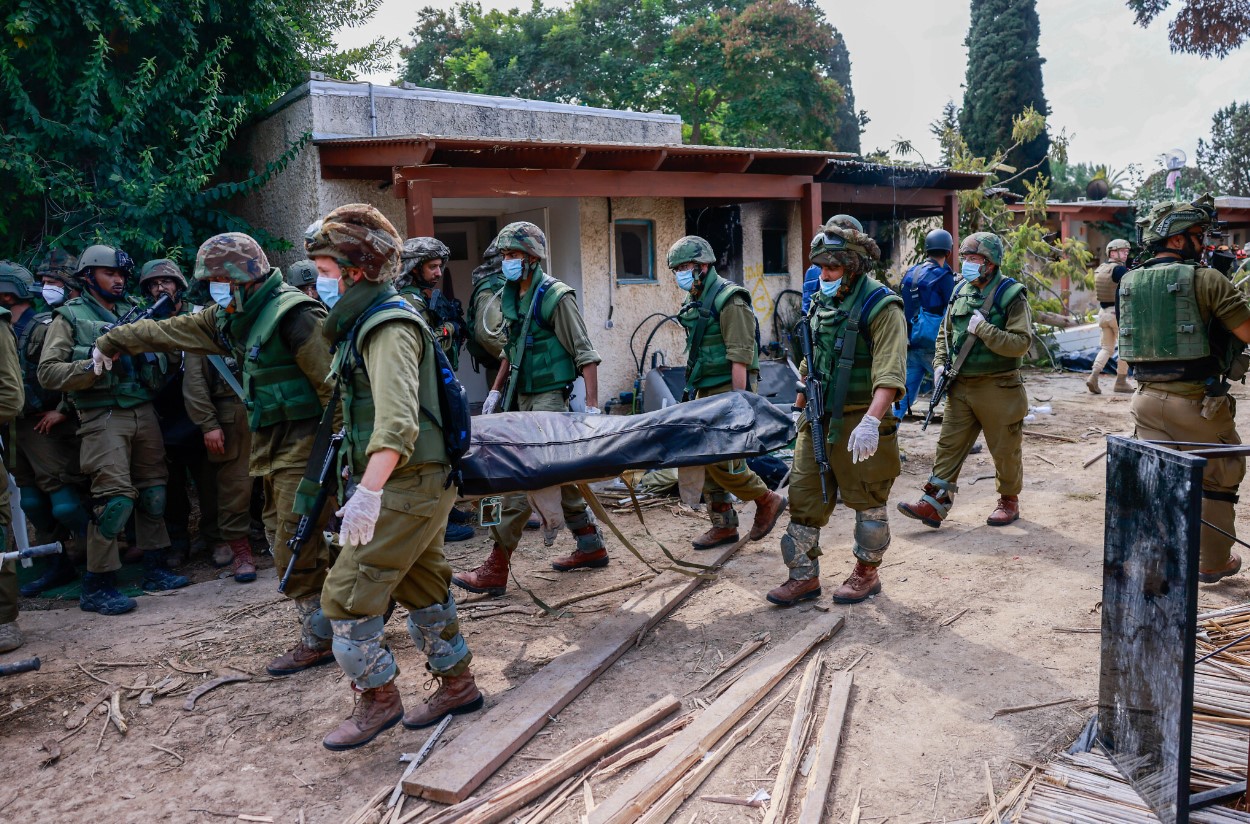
[830,561,882,604]
[266,640,334,675]
[1114,376,1134,394]
[766,577,821,607]
[322,681,404,751]
[444,521,475,543]
[552,525,609,571]
[1200,553,1243,584]
[897,482,953,528]
[451,543,512,596]
[79,571,136,616]
[141,550,190,591]
[210,542,234,568]
[164,537,190,569]
[987,495,1020,526]
[1086,371,1101,395]
[748,491,789,541]
[19,554,77,596]
[0,621,24,653]
[402,669,484,729]
[229,537,257,583]
[692,501,739,549]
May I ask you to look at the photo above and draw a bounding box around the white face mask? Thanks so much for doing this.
[41,284,66,307]
[208,281,233,309]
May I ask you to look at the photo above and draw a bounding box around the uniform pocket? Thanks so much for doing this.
[347,563,403,616]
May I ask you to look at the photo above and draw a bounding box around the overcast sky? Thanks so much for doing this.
[335,0,1250,178]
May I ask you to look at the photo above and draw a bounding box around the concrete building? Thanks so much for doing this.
[238,77,979,405]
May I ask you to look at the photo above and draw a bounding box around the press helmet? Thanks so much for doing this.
[925,229,954,254]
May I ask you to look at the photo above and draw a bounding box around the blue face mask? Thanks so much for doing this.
[502,259,525,282]
[316,275,341,308]
[675,268,696,291]
[208,281,233,309]
[819,278,841,297]
[961,261,984,281]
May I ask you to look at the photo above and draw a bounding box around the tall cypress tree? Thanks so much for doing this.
[827,28,863,154]
[961,0,1050,190]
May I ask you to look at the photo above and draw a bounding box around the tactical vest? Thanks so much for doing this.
[1094,262,1119,305]
[1118,262,1241,382]
[13,311,57,416]
[219,274,323,431]
[467,272,507,366]
[333,297,448,478]
[56,296,168,410]
[947,272,1028,376]
[808,275,902,413]
[400,286,460,367]
[502,272,578,396]
[677,271,760,393]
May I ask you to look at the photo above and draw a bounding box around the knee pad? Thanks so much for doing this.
[407,597,470,675]
[780,522,821,571]
[853,507,891,565]
[330,616,395,689]
[94,496,135,540]
[295,595,332,644]
[49,487,89,535]
[137,485,167,517]
[19,486,55,534]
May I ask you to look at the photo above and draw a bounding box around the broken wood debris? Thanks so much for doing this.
[184,673,251,711]
[796,672,854,824]
[761,652,824,824]
[687,632,770,694]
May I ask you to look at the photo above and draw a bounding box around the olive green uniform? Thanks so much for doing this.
[0,309,26,623]
[37,294,173,573]
[491,272,603,551]
[182,350,252,543]
[92,274,335,598]
[400,287,460,365]
[929,273,1033,496]
[1121,262,1250,571]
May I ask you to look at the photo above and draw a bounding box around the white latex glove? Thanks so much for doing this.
[847,414,881,464]
[336,485,382,547]
[482,390,501,415]
[585,406,601,415]
[967,310,987,337]
[934,364,946,384]
[91,345,112,376]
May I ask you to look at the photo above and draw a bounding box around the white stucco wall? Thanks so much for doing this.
[738,202,804,346]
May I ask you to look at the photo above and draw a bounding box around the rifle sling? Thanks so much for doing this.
[502,276,548,411]
[826,318,862,433]
[205,354,246,402]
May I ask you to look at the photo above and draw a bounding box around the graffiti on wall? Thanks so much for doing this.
[744,263,774,326]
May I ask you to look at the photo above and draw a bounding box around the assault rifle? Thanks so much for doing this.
[794,312,830,503]
[109,293,174,330]
[280,428,344,593]
[922,332,979,431]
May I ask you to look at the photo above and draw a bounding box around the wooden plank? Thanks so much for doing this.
[405,534,750,804]
[761,653,824,824]
[589,613,845,824]
[795,672,854,824]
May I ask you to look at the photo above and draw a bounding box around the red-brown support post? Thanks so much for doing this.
[942,193,960,267]
[1059,212,1073,312]
[800,181,822,248]
[405,180,435,238]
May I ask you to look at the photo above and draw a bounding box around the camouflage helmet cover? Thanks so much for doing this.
[824,214,865,233]
[193,232,272,283]
[472,239,503,283]
[285,260,318,288]
[139,259,188,290]
[493,222,547,260]
[1137,194,1216,247]
[76,244,134,277]
[809,224,881,265]
[306,203,402,282]
[1105,238,1131,255]
[0,261,36,300]
[959,232,1004,266]
[400,236,452,276]
[666,236,717,269]
[36,248,79,285]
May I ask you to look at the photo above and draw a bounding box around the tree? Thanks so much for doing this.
[1198,102,1250,197]
[1126,0,1250,59]
[930,101,961,165]
[961,0,1050,192]
[826,28,866,155]
[0,0,391,265]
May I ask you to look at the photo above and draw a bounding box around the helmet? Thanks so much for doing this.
[400,237,452,277]
[809,224,881,266]
[825,214,864,233]
[303,220,323,249]
[139,259,188,290]
[76,244,134,278]
[472,239,503,283]
[285,260,318,288]
[666,236,717,269]
[925,229,954,254]
[36,248,78,286]
[306,203,402,282]
[493,222,547,260]
[194,232,272,283]
[1105,238,1131,255]
[959,232,1004,266]
[1137,194,1216,247]
[0,261,36,300]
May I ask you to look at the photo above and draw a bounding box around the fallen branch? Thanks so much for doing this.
[1052,626,1100,634]
[991,697,1082,718]
[700,794,767,808]
[65,687,113,730]
[184,674,251,711]
[1022,430,1077,444]
[940,608,970,628]
[108,689,128,734]
[168,658,211,675]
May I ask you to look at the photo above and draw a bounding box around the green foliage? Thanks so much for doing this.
[1198,102,1250,196]
[1048,161,1136,201]
[0,0,387,267]
[399,0,864,151]
[961,0,1051,192]
[1126,0,1250,59]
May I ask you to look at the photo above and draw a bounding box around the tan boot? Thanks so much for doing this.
[1113,376,1134,394]
[765,576,821,607]
[211,543,233,567]
[987,495,1020,526]
[451,543,512,596]
[229,538,257,583]
[830,562,882,604]
[266,640,334,676]
[322,681,404,751]
[1200,553,1242,584]
[1086,371,1101,394]
[0,622,24,653]
[748,491,789,541]
[403,669,485,729]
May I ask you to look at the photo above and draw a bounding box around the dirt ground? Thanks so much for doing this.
[3,368,1249,824]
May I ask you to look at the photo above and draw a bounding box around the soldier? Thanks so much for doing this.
[285,260,320,300]
[0,283,26,651]
[667,236,787,549]
[306,204,482,750]
[2,261,89,597]
[38,245,186,615]
[453,221,608,596]
[91,234,335,668]
[397,237,474,544]
[897,229,955,416]
[466,242,507,387]
[1120,197,1250,583]
[1086,238,1133,395]
[767,224,906,606]
[802,215,862,313]
[897,232,1033,528]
